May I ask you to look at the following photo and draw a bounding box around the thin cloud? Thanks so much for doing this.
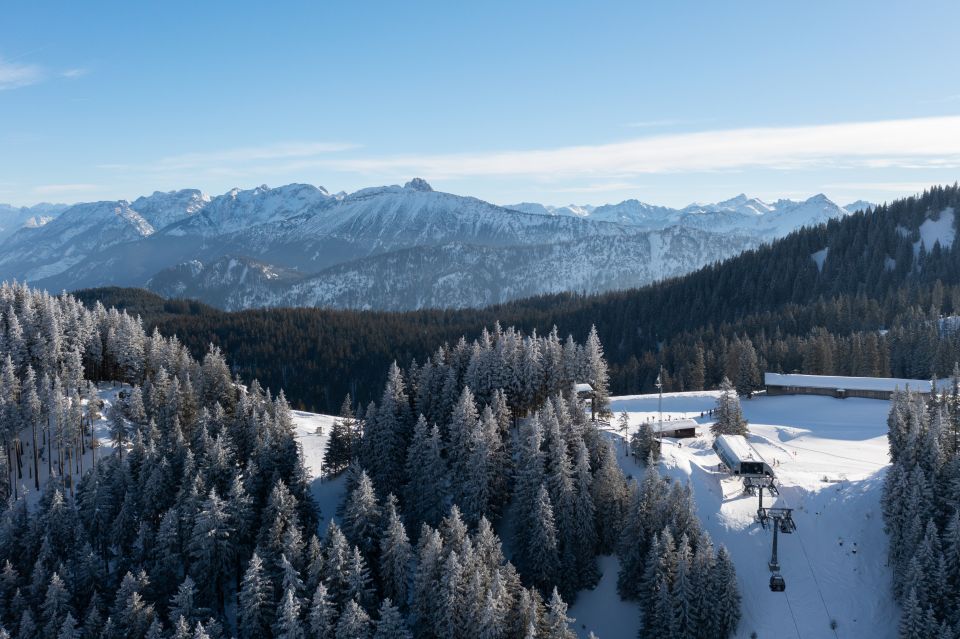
[551,182,650,193]
[103,142,360,174]
[625,119,685,128]
[0,58,44,90]
[822,181,936,193]
[61,68,89,79]
[318,115,960,180]
[33,183,100,195]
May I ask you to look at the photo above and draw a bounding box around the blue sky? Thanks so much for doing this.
[1,0,959,207]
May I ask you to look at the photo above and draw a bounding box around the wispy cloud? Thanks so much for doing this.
[551,182,650,193]
[0,58,44,90]
[822,181,935,194]
[33,183,100,195]
[625,119,685,128]
[624,118,712,129]
[61,68,89,79]
[101,141,359,174]
[317,115,960,180]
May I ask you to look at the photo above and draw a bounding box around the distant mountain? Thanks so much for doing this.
[844,200,875,213]
[0,180,858,310]
[0,202,69,242]
[507,192,851,237]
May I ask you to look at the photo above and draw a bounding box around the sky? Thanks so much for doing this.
[1,0,959,208]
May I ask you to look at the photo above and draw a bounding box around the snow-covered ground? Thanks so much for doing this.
[291,410,345,531]
[12,382,121,508]
[291,392,897,639]
[575,391,897,639]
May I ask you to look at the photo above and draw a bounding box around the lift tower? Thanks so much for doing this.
[758,507,796,591]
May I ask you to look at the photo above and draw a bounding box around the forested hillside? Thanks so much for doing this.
[0,282,741,638]
[76,184,960,414]
[882,381,960,638]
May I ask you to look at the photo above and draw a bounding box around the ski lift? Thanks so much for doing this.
[769,573,786,592]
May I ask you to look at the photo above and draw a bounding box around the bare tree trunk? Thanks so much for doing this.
[67,447,74,498]
[31,422,39,490]
[46,418,52,479]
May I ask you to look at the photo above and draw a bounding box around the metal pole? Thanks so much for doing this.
[770,516,780,571]
[657,365,663,448]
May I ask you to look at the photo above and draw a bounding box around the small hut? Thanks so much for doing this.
[575,383,595,421]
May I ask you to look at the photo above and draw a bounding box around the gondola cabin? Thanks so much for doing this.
[712,434,773,477]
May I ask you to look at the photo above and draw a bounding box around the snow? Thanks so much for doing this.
[765,372,935,393]
[291,410,347,531]
[811,247,828,271]
[13,383,121,508]
[569,555,642,639]
[588,391,898,639]
[715,433,765,464]
[915,207,955,254]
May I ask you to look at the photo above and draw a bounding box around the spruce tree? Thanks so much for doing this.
[379,496,412,609]
[711,377,748,436]
[335,600,371,639]
[372,599,410,639]
[274,588,305,639]
[238,553,272,639]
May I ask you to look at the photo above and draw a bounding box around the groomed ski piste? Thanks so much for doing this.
[292,392,899,639]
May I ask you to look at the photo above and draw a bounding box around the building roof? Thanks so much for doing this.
[714,434,764,463]
[764,372,938,393]
[574,383,594,394]
[650,417,700,433]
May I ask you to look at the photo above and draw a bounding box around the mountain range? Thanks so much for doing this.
[0,179,869,311]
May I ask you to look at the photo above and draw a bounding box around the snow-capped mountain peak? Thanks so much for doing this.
[404,177,433,192]
[0,180,869,311]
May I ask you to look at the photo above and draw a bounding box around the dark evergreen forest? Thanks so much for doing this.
[76,184,960,415]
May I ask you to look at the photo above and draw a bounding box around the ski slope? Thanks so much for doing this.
[591,391,897,639]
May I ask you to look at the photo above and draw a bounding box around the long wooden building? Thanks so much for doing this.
[764,372,938,400]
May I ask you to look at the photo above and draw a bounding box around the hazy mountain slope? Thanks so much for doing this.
[1,179,857,309]
[148,226,758,311]
[0,203,68,242]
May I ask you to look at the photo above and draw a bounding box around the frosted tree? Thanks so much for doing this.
[735,339,762,398]
[412,526,443,636]
[169,576,198,629]
[543,588,575,639]
[570,442,599,586]
[344,546,376,613]
[274,588,305,639]
[56,613,80,639]
[188,489,234,612]
[591,441,628,553]
[372,599,410,639]
[713,546,741,638]
[308,582,335,639]
[630,421,657,463]
[379,495,412,609]
[324,395,356,476]
[335,600,371,639]
[239,553,273,639]
[582,326,610,417]
[107,401,130,462]
[363,363,412,490]
[711,377,748,436]
[342,471,382,560]
[525,485,560,593]
[404,417,448,530]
